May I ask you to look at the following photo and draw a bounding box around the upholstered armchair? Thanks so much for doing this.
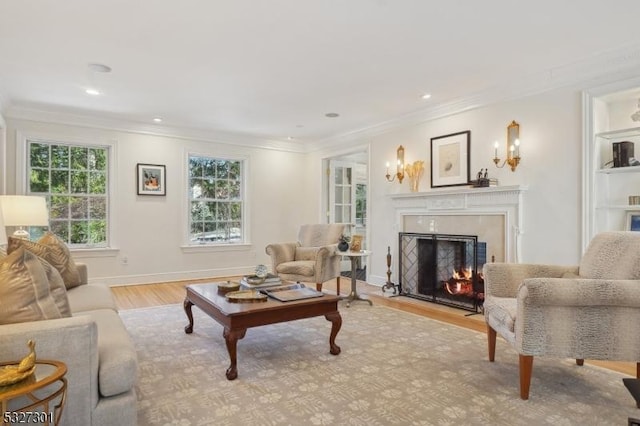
[265,224,346,293]
[483,231,640,401]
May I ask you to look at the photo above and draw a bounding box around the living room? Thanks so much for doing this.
[2,2,640,425]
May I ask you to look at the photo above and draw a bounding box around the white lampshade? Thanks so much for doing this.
[0,196,49,239]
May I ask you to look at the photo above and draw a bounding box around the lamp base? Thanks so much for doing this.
[11,228,30,240]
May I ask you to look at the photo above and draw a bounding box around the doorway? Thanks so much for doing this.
[324,150,368,281]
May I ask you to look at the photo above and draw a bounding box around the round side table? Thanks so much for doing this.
[0,360,67,426]
[338,249,373,307]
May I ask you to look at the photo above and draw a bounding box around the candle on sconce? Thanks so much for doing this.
[386,161,390,174]
[493,141,499,158]
[514,138,520,157]
[509,144,515,160]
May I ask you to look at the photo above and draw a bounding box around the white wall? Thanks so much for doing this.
[4,118,318,285]
[311,87,584,285]
[3,85,593,287]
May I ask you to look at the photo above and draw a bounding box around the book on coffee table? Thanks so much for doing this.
[240,274,282,289]
[260,283,324,302]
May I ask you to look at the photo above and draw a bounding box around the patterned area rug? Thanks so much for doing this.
[120,303,638,425]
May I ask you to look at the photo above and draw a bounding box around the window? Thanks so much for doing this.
[188,155,244,244]
[356,183,367,227]
[28,140,109,247]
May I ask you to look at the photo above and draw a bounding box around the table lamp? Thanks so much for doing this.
[0,195,49,240]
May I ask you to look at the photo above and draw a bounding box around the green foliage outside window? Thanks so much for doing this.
[189,156,243,243]
[28,141,109,247]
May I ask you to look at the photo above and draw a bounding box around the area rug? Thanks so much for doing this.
[120,303,638,425]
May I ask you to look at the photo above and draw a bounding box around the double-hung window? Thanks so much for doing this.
[188,155,244,244]
[27,140,109,247]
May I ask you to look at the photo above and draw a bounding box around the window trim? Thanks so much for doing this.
[183,149,250,247]
[16,130,119,250]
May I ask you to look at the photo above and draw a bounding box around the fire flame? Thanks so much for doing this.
[452,268,472,280]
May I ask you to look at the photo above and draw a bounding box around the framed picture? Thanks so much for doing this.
[626,211,640,231]
[430,130,471,188]
[136,163,166,196]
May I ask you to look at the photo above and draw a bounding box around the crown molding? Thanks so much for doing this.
[5,105,307,153]
[306,43,640,152]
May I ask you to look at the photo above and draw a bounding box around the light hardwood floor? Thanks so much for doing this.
[110,276,636,377]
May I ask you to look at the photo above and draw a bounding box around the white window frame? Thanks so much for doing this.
[182,150,250,251]
[16,131,119,256]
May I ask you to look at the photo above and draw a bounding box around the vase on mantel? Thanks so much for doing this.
[410,176,421,192]
[405,160,425,192]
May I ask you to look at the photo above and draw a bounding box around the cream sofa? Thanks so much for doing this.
[0,263,137,426]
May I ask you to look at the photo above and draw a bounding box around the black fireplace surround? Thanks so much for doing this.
[398,232,486,312]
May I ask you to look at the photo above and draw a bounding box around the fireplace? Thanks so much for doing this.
[398,232,486,312]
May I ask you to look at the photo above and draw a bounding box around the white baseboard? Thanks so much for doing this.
[94,267,255,287]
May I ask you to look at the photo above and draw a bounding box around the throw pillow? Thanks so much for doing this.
[39,257,72,317]
[0,247,62,325]
[8,233,82,289]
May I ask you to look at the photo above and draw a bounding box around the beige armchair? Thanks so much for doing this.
[265,224,345,293]
[483,231,640,401]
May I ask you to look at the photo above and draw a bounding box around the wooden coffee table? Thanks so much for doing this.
[183,283,342,380]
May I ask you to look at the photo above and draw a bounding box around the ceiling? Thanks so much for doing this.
[1,1,640,147]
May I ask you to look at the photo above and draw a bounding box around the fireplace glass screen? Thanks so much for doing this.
[398,232,485,312]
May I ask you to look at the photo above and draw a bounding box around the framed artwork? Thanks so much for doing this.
[626,211,640,231]
[137,163,166,196]
[430,130,471,188]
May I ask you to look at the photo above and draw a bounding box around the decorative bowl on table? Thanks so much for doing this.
[217,281,241,295]
[225,290,268,303]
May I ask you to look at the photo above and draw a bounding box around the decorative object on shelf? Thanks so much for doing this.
[385,145,405,183]
[350,234,363,252]
[470,169,498,187]
[0,340,37,386]
[338,234,350,252]
[626,211,640,231]
[630,196,640,205]
[493,120,521,172]
[0,195,49,240]
[225,290,268,303]
[217,281,241,295]
[136,163,166,196]
[405,160,425,192]
[381,246,398,294]
[430,130,471,188]
[612,141,635,167]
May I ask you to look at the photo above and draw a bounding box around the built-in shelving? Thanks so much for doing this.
[591,126,640,237]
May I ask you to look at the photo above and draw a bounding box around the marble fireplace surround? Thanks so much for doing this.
[389,185,527,263]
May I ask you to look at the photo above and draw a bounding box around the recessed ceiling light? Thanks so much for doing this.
[422,93,432,100]
[287,136,294,140]
[325,112,340,118]
[153,117,163,123]
[85,88,101,96]
[88,63,112,73]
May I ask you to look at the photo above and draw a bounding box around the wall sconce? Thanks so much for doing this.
[385,145,405,183]
[493,120,521,172]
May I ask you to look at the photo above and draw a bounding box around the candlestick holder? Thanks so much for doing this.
[381,246,398,294]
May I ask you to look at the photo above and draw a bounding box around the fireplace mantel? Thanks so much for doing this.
[388,185,528,262]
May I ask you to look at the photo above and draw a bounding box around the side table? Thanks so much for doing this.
[0,360,67,426]
[338,250,373,307]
